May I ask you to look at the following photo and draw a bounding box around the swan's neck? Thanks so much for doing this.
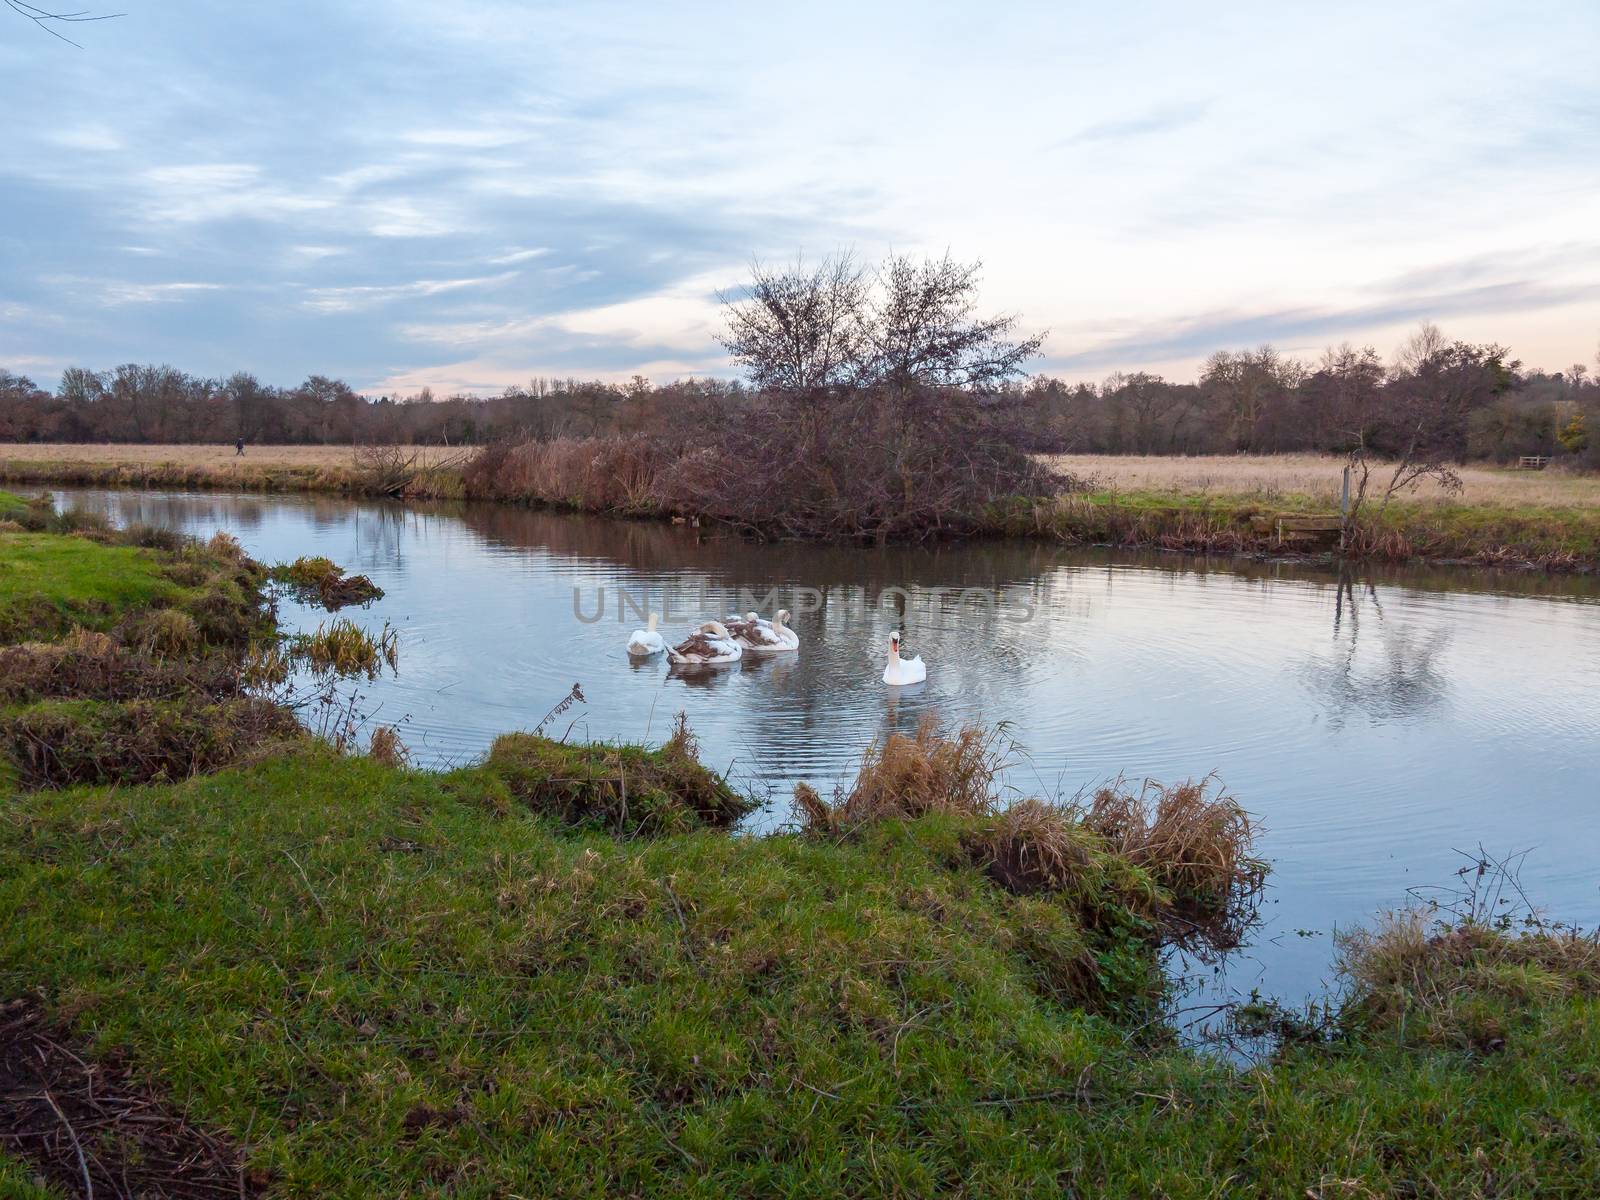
[646,613,657,632]
[887,644,900,668]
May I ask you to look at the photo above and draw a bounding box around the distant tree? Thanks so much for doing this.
[1200,346,1304,451]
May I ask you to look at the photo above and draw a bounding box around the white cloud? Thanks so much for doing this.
[101,282,227,306]
[302,272,519,314]
[487,247,551,265]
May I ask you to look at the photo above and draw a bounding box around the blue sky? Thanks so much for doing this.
[2,0,1597,394]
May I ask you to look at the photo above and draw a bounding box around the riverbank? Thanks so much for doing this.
[2,510,1597,1195]
[4,446,1599,573]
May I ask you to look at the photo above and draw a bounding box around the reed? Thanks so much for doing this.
[1082,777,1265,933]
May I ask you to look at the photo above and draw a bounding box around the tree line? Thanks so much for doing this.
[2,265,1596,471]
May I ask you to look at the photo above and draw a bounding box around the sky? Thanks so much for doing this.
[2,0,1598,396]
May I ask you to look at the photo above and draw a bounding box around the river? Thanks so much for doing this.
[53,487,1600,1010]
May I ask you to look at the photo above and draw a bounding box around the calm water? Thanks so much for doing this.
[55,488,1600,1006]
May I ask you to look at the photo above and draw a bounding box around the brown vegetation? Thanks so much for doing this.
[1041,453,1600,507]
[0,997,261,1199]
[1,697,301,788]
[794,719,1261,956]
[1083,778,1265,945]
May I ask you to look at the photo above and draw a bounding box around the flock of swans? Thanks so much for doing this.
[626,610,926,686]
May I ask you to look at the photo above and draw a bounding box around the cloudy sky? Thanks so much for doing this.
[2,0,1597,395]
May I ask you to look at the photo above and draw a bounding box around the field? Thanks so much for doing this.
[1045,452,1600,508]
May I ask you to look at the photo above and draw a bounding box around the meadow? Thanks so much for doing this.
[1046,452,1600,507]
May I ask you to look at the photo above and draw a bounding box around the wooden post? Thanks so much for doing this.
[1339,466,1351,550]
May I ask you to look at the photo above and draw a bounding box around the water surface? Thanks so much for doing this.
[54,488,1600,1006]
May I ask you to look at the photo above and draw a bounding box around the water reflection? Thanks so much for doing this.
[1301,571,1453,728]
[46,486,1600,1005]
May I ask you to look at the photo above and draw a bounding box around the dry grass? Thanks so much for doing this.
[1082,778,1264,935]
[0,442,460,469]
[979,798,1095,895]
[367,724,410,768]
[818,717,1008,830]
[1041,453,1600,507]
[1337,910,1600,1050]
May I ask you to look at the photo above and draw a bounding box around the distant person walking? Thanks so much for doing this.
[235,437,245,457]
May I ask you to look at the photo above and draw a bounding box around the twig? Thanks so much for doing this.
[281,850,327,919]
[43,1087,94,1199]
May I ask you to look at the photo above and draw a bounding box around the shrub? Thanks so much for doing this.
[462,435,671,512]
[654,386,1065,540]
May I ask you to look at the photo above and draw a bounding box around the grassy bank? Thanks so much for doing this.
[3,515,1599,1195]
[3,755,1596,1195]
[998,490,1600,572]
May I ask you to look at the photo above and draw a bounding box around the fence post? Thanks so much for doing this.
[1339,466,1351,549]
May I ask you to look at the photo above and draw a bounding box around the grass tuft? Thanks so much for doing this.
[485,714,754,835]
[1336,910,1600,1052]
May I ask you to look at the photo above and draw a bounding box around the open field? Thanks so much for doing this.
[1045,452,1600,507]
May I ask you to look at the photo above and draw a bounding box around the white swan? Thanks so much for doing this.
[626,612,666,657]
[667,620,742,665]
[726,609,800,653]
[882,630,926,685]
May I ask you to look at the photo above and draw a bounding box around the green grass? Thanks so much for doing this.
[2,753,1596,1197]
[0,1154,60,1198]
[989,490,1600,570]
[0,532,184,643]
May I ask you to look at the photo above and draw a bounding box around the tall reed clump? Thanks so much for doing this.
[820,716,1009,829]
[793,721,1264,958]
[1081,777,1266,945]
[461,435,670,513]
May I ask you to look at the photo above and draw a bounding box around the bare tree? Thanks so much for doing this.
[6,0,123,47]
[855,253,1045,394]
[717,253,867,395]
[719,251,1045,401]
[1340,322,1519,537]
